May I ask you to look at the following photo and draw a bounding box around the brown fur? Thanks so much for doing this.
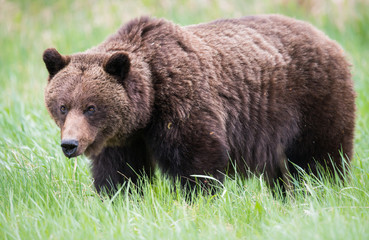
[43,14,356,193]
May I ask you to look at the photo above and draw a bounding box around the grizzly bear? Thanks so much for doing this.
[43,14,355,194]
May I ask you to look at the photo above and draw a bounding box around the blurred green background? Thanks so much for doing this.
[0,0,368,239]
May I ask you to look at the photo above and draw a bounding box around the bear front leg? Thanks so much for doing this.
[152,126,229,194]
[181,136,228,195]
[90,137,153,194]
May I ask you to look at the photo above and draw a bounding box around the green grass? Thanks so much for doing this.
[1,0,369,239]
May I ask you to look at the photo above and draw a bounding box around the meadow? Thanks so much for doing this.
[0,0,368,239]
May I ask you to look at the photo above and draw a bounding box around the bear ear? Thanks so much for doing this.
[103,52,131,81]
[43,48,70,78]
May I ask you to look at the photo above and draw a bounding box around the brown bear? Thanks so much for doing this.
[43,14,356,194]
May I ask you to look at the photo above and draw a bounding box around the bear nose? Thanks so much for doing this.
[61,139,79,158]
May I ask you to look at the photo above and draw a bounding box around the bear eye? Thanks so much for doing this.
[60,105,67,114]
[85,105,96,115]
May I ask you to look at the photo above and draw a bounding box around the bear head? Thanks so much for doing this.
[43,48,153,158]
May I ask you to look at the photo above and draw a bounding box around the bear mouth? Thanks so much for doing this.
[60,139,92,159]
[83,145,96,158]
[61,145,85,158]
[84,140,105,158]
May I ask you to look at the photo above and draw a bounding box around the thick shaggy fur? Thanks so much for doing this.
[43,15,355,193]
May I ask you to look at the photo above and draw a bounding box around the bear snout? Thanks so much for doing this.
[61,139,79,158]
[60,110,98,157]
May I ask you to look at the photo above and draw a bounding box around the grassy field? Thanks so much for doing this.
[1,0,368,239]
